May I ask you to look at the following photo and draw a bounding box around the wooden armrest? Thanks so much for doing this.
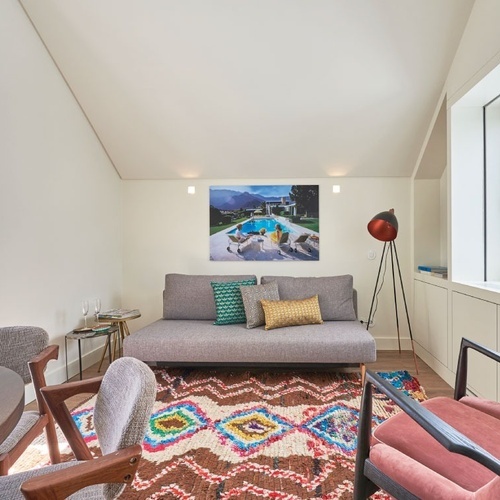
[28,345,59,415]
[364,370,500,475]
[29,344,59,367]
[41,377,103,461]
[20,445,142,500]
[42,376,103,403]
[455,338,500,399]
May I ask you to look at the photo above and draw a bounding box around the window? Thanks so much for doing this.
[484,95,500,282]
[451,63,500,288]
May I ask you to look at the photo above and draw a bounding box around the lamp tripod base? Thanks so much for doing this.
[367,241,419,374]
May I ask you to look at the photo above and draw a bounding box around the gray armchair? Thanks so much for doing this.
[0,356,157,499]
[0,326,60,475]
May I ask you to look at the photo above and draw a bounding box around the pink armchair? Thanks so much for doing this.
[354,338,500,499]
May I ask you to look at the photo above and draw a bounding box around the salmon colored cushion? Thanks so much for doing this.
[372,397,500,492]
[459,396,500,421]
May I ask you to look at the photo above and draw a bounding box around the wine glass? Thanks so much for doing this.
[82,300,89,328]
[94,298,101,326]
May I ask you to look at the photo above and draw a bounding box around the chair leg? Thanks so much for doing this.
[0,454,11,476]
[45,416,61,464]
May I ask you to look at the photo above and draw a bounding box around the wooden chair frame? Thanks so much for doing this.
[0,345,61,475]
[354,338,500,499]
[20,375,143,498]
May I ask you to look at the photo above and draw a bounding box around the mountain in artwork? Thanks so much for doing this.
[210,188,289,210]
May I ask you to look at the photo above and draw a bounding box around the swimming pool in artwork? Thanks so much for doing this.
[227,218,297,235]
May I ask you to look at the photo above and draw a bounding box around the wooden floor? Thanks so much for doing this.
[368,350,454,399]
[27,349,454,412]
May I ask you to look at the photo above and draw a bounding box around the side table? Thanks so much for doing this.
[97,311,141,371]
[65,326,118,381]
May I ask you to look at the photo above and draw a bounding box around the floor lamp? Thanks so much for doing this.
[366,209,419,374]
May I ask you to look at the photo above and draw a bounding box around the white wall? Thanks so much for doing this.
[122,178,412,349]
[0,0,122,390]
[447,0,500,105]
[410,0,500,391]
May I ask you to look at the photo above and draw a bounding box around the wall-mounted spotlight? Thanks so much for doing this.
[332,185,341,194]
[187,186,196,195]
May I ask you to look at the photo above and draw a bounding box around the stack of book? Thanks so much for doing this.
[417,265,448,278]
[98,308,140,320]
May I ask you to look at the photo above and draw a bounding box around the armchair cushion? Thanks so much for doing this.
[0,326,48,383]
[372,397,500,493]
[459,396,500,421]
[370,444,500,499]
[0,462,81,499]
[0,412,39,454]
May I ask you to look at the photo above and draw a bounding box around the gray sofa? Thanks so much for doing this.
[123,274,376,375]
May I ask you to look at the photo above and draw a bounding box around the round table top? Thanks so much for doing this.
[0,366,25,443]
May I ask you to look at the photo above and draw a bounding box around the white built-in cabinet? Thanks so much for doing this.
[412,276,500,402]
[413,278,448,367]
[451,292,497,400]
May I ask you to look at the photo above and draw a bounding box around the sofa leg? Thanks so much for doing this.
[360,363,366,386]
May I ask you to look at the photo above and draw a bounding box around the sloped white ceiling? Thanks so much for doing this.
[19,0,474,180]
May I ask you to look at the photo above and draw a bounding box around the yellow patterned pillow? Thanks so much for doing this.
[260,295,323,330]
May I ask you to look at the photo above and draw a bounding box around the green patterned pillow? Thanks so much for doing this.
[211,279,257,325]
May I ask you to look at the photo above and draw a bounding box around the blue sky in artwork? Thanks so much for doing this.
[231,185,293,197]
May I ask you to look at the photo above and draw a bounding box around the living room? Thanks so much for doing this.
[4,1,500,497]
[4,0,500,401]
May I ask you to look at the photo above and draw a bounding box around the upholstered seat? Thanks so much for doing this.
[371,397,500,496]
[0,326,60,474]
[0,357,156,499]
[354,338,500,500]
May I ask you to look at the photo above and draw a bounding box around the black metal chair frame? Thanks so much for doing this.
[354,338,500,499]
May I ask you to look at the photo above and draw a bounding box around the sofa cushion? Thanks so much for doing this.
[261,275,356,321]
[240,281,280,329]
[163,274,257,320]
[261,296,323,330]
[211,278,257,325]
[123,319,377,364]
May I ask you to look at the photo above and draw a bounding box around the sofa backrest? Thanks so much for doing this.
[163,273,258,320]
[260,275,357,321]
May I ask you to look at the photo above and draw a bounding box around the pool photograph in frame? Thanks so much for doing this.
[209,185,319,261]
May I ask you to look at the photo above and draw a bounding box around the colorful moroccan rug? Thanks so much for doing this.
[16,368,426,499]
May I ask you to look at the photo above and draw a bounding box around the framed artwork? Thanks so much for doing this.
[209,185,319,261]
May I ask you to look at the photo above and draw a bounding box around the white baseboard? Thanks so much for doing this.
[375,337,413,351]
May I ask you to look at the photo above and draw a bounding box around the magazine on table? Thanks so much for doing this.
[98,308,140,319]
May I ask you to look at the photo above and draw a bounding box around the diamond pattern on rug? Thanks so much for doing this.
[215,406,294,454]
[15,369,426,499]
[144,400,209,451]
[303,404,359,452]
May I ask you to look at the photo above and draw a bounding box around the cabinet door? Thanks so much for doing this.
[452,292,497,400]
[414,279,448,366]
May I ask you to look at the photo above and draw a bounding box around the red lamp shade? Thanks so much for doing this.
[367,209,398,242]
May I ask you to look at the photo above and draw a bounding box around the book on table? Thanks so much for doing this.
[98,308,140,320]
[417,265,448,278]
